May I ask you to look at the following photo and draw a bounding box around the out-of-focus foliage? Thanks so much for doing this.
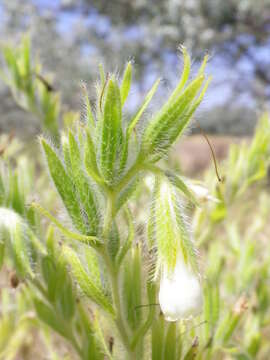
[0,287,36,360]
[0,37,80,143]
[192,114,270,359]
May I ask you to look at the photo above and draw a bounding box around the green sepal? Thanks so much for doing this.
[153,177,198,271]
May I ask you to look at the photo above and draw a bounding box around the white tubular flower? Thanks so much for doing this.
[159,257,202,321]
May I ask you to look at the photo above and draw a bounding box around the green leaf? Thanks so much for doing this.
[42,253,76,321]
[41,139,86,233]
[68,131,99,234]
[81,83,95,129]
[41,256,57,302]
[203,281,219,342]
[128,78,160,139]
[63,246,115,315]
[61,133,72,173]
[120,61,132,106]
[119,78,160,173]
[3,46,21,88]
[169,46,191,102]
[215,306,244,345]
[77,305,104,360]
[93,314,114,360]
[33,298,69,338]
[7,169,25,216]
[85,246,102,289]
[40,88,60,142]
[116,207,134,266]
[141,74,205,158]
[31,202,100,247]
[98,78,122,183]
[55,262,76,320]
[84,130,103,184]
[21,36,34,99]
[147,186,158,250]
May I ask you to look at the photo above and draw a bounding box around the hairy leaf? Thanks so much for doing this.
[98,78,122,183]
[141,74,205,158]
[41,139,86,233]
[63,246,115,315]
[120,61,132,106]
[68,131,99,234]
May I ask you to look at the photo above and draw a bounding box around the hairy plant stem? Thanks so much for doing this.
[115,159,143,194]
[98,159,161,359]
[101,192,136,359]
